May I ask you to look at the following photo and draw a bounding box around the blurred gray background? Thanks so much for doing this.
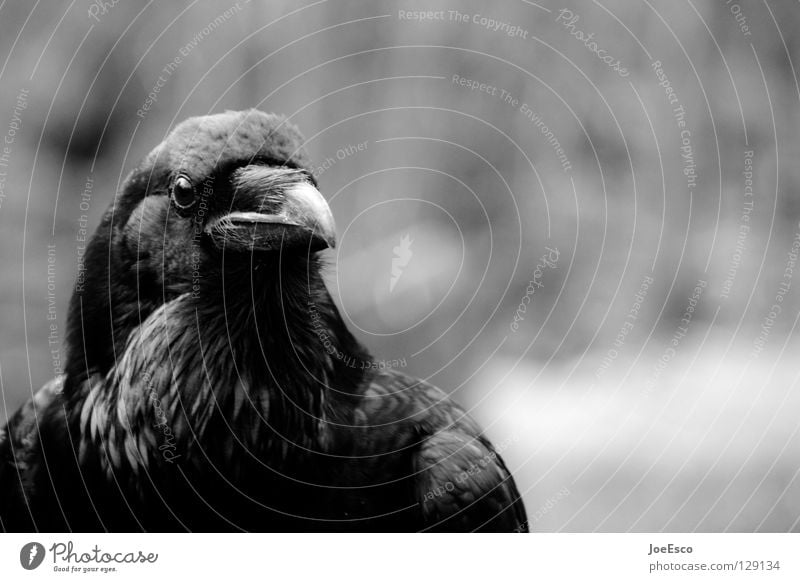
[1,0,799,531]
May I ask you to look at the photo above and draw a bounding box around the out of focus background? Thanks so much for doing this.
[1,0,799,531]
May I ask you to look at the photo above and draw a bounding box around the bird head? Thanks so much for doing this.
[120,110,335,286]
[65,110,335,383]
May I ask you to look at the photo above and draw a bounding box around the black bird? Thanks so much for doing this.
[0,110,527,532]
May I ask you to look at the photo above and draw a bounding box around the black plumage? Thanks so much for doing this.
[0,110,527,532]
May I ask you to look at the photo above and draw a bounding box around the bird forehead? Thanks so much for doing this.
[163,109,310,180]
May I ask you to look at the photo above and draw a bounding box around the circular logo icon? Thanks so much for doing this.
[19,542,45,570]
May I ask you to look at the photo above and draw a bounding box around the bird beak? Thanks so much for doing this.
[205,167,336,253]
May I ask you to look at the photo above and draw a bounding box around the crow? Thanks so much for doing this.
[0,110,527,532]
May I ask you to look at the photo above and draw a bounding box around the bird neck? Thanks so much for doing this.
[67,252,370,477]
[199,254,370,451]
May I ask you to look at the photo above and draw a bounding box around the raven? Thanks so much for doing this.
[0,110,527,532]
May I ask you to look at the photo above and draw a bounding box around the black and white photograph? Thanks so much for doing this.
[0,0,798,578]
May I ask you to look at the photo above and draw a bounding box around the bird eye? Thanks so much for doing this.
[171,175,196,209]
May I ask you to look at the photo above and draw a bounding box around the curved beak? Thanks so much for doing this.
[205,167,336,253]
